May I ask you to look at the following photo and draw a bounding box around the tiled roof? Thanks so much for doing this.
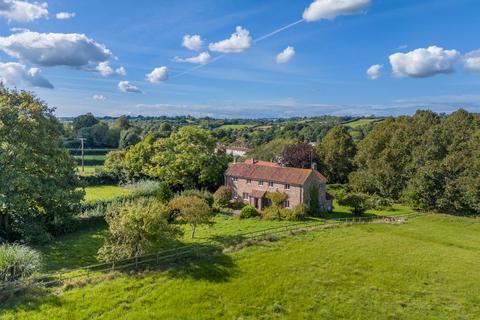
[243,159,280,167]
[226,162,327,185]
[250,189,267,198]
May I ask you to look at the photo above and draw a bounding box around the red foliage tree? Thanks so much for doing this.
[281,142,315,168]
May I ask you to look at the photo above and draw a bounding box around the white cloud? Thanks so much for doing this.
[0,62,53,88]
[146,66,168,83]
[95,62,126,77]
[174,52,210,65]
[389,46,460,78]
[276,46,295,64]
[0,31,112,67]
[208,26,252,53]
[118,80,141,93]
[55,11,75,20]
[92,94,106,101]
[0,0,48,22]
[115,66,126,76]
[463,49,480,73]
[182,34,203,51]
[303,0,370,22]
[367,64,383,80]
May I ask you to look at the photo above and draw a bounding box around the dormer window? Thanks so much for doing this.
[268,181,274,187]
[247,179,252,184]
[233,177,238,182]
[259,180,264,186]
[285,184,290,190]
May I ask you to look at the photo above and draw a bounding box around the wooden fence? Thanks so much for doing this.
[0,213,419,296]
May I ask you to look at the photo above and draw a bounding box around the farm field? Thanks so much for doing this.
[2,214,479,319]
[343,118,382,128]
[218,124,255,130]
[83,185,132,202]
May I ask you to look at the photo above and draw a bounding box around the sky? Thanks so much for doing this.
[0,0,479,118]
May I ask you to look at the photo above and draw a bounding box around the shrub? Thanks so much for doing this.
[213,186,232,208]
[156,181,173,203]
[240,205,258,219]
[98,198,180,262]
[0,244,42,282]
[178,189,214,207]
[282,203,309,221]
[126,180,159,197]
[262,207,282,221]
[368,195,394,211]
[266,192,288,208]
[230,198,246,210]
[337,192,372,215]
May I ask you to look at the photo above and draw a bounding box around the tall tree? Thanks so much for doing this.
[316,125,356,183]
[0,88,83,243]
[281,142,315,168]
[72,112,98,131]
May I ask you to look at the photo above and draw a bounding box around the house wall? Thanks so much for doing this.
[225,176,303,208]
[302,172,329,212]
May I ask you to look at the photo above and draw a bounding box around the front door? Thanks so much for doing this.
[254,198,259,209]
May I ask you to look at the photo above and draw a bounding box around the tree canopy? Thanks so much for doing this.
[0,88,83,243]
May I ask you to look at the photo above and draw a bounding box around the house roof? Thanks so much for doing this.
[226,161,327,185]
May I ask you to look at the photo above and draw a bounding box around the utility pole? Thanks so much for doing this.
[79,138,86,172]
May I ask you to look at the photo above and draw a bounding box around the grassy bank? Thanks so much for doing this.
[2,214,479,319]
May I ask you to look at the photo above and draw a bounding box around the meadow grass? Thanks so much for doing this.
[2,214,479,319]
[83,185,131,202]
[218,124,255,130]
[343,118,382,128]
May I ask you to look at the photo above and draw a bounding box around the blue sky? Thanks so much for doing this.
[0,0,479,118]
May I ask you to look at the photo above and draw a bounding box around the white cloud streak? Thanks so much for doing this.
[389,46,460,78]
[0,0,48,22]
[208,26,252,53]
[276,46,295,64]
[182,34,203,51]
[55,11,75,20]
[464,49,480,73]
[367,64,383,80]
[118,80,141,93]
[174,52,211,65]
[0,62,53,88]
[92,94,106,101]
[146,66,168,83]
[303,0,371,22]
[0,31,112,67]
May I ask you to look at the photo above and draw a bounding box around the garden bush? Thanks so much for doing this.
[240,205,258,219]
[282,203,309,221]
[262,207,283,221]
[0,244,42,282]
[156,181,173,203]
[178,189,214,207]
[213,186,232,208]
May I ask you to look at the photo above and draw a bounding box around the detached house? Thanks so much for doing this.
[225,159,332,212]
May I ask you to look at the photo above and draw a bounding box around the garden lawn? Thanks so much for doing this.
[83,185,132,202]
[2,214,479,319]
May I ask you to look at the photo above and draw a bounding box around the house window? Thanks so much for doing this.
[268,181,274,188]
[243,192,249,201]
[259,180,264,186]
[233,191,238,199]
[232,177,238,182]
[283,200,290,208]
[247,179,252,184]
[284,184,290,190]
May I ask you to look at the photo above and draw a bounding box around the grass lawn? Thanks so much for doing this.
[76,165,102,176]
[344,118,382,128]
[2,214,479,319]
[83,185,132,202]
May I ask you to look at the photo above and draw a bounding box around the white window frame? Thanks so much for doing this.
[268,181,274,188]
[233,190,238,199]
[284,200,290,208]
[285,184,290,190]
[259,180,264,186]
[243,192,249,201]
[247,179,252,184]
[233,177,238,182]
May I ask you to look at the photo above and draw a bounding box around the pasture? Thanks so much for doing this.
[343,118,382,128]
[2,214,479,319]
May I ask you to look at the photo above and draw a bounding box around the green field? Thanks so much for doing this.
[343,118,382,128]
[2,214,479,319]
[83,185,131,202]
[76,165,102,176]
[218,124,255,130]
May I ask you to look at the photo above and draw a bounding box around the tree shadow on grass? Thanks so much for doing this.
[0,287,63,315]
[165,242,238,283]
[210,234,247,247]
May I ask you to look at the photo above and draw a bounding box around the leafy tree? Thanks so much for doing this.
[98,198,180,262]
[0,88,83,242]
[140,126,228,190]
[115,115,131,130]
[169,195,213,238]
[247,138,296,162]
[309,186,320,215]
[72,112,98,131]
[156,181,174,203]
[281,142,315,168]
[337,192,371,215]
[119,127,142,149]
[316,125,356,183]
[90,122,109,146]
[104,150,128,182]
[213,186,232,208]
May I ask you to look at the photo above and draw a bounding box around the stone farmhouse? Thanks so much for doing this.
[225,159,333,212]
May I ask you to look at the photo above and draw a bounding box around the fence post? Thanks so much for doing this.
[135,256,138,269]
[111,261,115,272]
